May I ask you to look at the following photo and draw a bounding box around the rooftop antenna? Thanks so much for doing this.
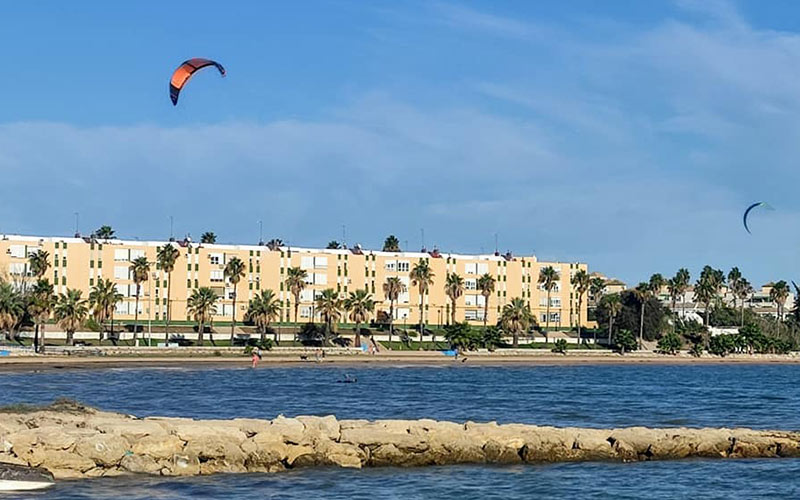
[169,215,174,241]
[342,224,346,249]
[494,233,498,254]
[421,228,425,250]
[258,220,263,245]
[74,212,80,237]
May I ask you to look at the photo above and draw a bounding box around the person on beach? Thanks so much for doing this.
[251,347,262,368]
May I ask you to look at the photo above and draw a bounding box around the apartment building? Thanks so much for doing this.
[0,234,589,329]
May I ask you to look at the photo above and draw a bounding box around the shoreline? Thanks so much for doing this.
[2,351,800,372]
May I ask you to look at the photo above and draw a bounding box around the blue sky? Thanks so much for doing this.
[1,0,799,286]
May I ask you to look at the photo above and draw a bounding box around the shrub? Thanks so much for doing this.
[689,342,703,357]
[613,329,637,354]
[708,334,737,357]
[551,339,568,354]
[482,326,504,351]
[656,332,682,355]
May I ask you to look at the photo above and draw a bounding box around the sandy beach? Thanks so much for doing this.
[1,350,799,372]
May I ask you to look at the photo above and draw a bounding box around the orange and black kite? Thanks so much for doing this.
[169,58,226,106]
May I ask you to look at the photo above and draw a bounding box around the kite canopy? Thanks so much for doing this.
[169,58,225,106]
[743,202,773,234]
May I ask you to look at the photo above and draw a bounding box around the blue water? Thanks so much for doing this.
[2,364,799,498]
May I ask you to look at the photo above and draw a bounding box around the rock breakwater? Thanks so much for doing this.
[1,406,798,479]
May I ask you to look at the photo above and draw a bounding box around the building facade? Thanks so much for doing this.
[0,234,589,329]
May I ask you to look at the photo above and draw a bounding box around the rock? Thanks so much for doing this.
[270,416,306,444]
[167,453,200,476]
[296,415,340,442]
[131,435,184,460]
[33,449,96,473]
[120,453,162,474]
[74,434,129,466]
[95,421,167,441]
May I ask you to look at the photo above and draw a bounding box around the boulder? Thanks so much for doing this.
[132,435,184,459]
[120,453,162,474]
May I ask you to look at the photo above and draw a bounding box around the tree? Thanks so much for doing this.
[93,225,115,240]
[695,266,725,336]
[27,250,51,351]
[201,232,217,244]
[602,293,623,345]
[734,278,753,326]
[0,282,23,341]
[410,260,435,343]
[632,282,650,349]
[28,279,54,352]
[589,277,606,306]
[266,238,284,250]
[383,235,401,252]
[382,277,405,345]
[614,329,637,354]
[326,241,341,249]
[89,278,122,343]
[769,280,790,321]
[54,289,87,346]
[500,297,533,348]
[443,322,478,350]
[187,287,218,345]
[156,244,179,339]
[571,270,590,341]
[246,289,281,344]
[727,267,743,309]
[444,273,464,325]
[224,256,246,343]
[598,290,667,346]
[285,267,308,325]
[538,266,560,342]
[657,331,682,355]
[476,273,496,330]
[129,256,150,344]
[344,289,375,348]
[674,268,691,320]
[28,250,50,281]
[315,288,342,346]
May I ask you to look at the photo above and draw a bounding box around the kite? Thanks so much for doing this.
[743,202,773,234]
[169,58,225,106]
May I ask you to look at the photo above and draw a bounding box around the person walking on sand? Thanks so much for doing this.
[251,347,262,368]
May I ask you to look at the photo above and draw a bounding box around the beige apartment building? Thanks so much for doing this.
[0,234,589,330]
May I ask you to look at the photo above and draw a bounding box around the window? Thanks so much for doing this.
[301,256,314,269]
[300,306,313,318]
[477,263,489,274]
[465,310,479,320]
[384,260,396,272]
[210,270,224,282]
[397,261,410,272]
[210,253,222,265]
[314,256,327,269]
[114,266,129,280]
[314,273,327,285]
[300,290,314,302]
[114,249,128,261]
[465,279,477,291]
[130,249,145,260]
[550,298,562,308]
[8,245,25,258]
[464,263,477,275]
[9,263,26,275]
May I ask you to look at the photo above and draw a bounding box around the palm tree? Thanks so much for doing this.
[187,287,218,345]
[315,288,342,346]
[266,238,283,250]
[246,289,281,344]
[326,241,341,249]
[571,270,590,342]
[27,251,51,350]
[224,257,246,343]
[605,293,622,345]
[500,297,533,348]
[668,268,691,324]
[735,278,753,326]
[410,260,435,343]
[157,244,179,338]
[770,280,790,321]
[477,273,496,330]
[28,250,50,281]
[93,225,115,240]
[201,232,217,244]
[382,277,405,345]
[0,282,23,341]
[54,289,87,346]
[589,277,606,307]
[285,267,308,325]
[29,279,54,352]
[129,256,149,344]
[727,267,743,309]
[344,289,375,348]
[89,278,122,343]
[444,273,464,325]
[383,235,401,252]
[632,282,650,349]
[538,266,560,342]
[696,266,725,329]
